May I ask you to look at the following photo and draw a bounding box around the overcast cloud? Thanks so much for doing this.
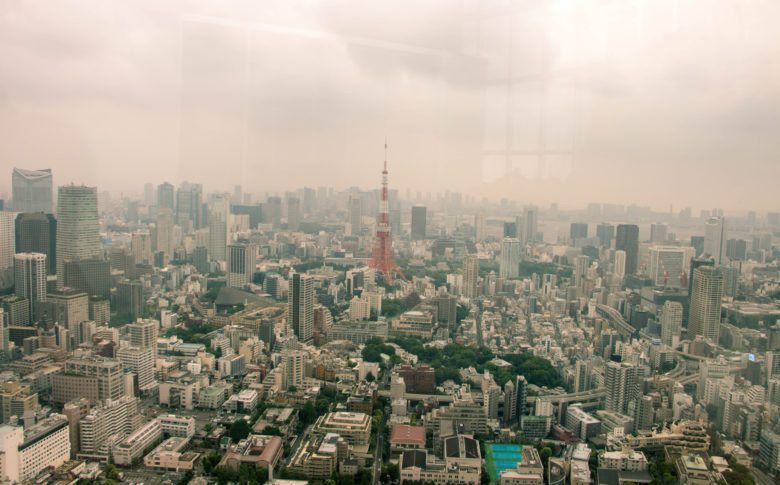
[1,0,778,211]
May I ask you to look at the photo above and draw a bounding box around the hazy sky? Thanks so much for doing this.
[1,0,779,211]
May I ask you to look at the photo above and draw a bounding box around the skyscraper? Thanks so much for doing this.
[574,360,591,393]
[287,197,301,231]
[155,209,174,261]
[117,279,143,321]
[227,243,257,289]
[660,301,683,348]
[348,195,362,236]
[56,186,102,288]
[499,238,521,279]
[522,206,538,244]
[128,318,159,365]
[614,250,626,279]
[648,246,692,288]
[704,217,728,265]
[15,213,57,274]
[156,182,174,212]
[175,182,202,229]
[503,379,517,425]
[411,205,427,240]
[208,195,229,262]
[131,231,152,265]
[605,361,639,415]
[615,224,639,275]
[12,168,53,213]
[688,266,724,343]
[474,213,486,242]
[596,223,614,248]
[288,273,314,343]
[13,253,47,322]
[462,254,479,299]
[0,213,15,289]
[574,255,590,291]
[63,259,110,298]
[265,196,282,228]
[570,223,588,242]
[650,223,668,244]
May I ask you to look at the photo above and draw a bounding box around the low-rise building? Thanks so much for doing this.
[143,437,198,471]
[390,425,426,452]
[224,389,260,413]
[218,435,283,478]
[312,412,371,452]
[399,449,481,484]
[158,415,196,438]
[287,433,349,480]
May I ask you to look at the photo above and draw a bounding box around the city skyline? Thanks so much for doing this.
[2,1,779,210]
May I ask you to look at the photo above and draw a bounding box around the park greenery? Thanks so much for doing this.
[164,322,219,347]
[362,336,563,388]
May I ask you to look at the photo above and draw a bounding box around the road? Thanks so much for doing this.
[372,404,389,485]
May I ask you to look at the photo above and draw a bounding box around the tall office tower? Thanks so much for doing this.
[192,246,209,274]
[265,196,282,228]
[660,301,683,348]
[227,243,256,289]
[12,168,53,213]
[704,217,728,265]
[474,213,486,242]
[690,236,705,257]
[155,209,174,260]
[0,213,16,289]
[143,182,155,206]
[650,223,668,243]
[117,346,156,392]
[175,182,203,229]
[688,266,724,343]
[287,197,301,231]
[63,259,111,298]
[613,249,626,280]
[688,257,714,298]
[44,289,88,340]
[131,231,152,266]
[574,360,591,393]
[596,223,615,248]
[56,186,101,288]
[605,361,639,415]
[117,279,143,321]
[462,254,479,299]
[521,206,538,244]
[411,205,427,240]
[15,213,57,274]
[156,182,174,211]
[515,376,528,419]
[615,224,639,275]
[233,185,243,205]
[347,195,362,236]
[574,255,590,290]
[648,246,691,288]
[503,222,517,238]
[499,238,521,279]
[503,379,517,425]
[14,253,47,321]
[570,223,588,242]
[288,273,314,343]
[726,239,748,261]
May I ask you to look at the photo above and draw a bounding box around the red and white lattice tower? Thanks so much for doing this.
[370,141,401,283]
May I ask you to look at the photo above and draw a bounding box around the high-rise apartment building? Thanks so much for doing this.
[227,243,257,288]
[13,253,47,322]
[411,205,427,240]
[660,301,683,348]
[688,266,724,343]
[288,273,314,343]
[12,168,53,213]
[615,224,639,275]
[56,186,101,288]
[605,361,640,415]
[15,213,56,275]
[462,254,479,299]
[500,238,521,279]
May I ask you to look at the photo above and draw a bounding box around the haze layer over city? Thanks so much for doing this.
[0,1,779,485]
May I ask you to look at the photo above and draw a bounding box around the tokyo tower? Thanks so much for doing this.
[370,141,401,284]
